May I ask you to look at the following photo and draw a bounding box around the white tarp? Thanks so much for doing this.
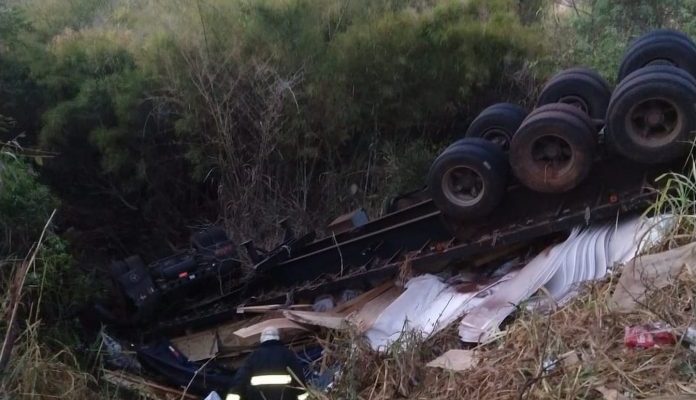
[458,229,579,343]
[459,216,664,343]
[365,273,513,351]
[362,216,666,348]
[542,215,665,308]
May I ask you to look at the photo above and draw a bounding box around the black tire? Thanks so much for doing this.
[618,30,696,80]
[537,68,611,120]
[464,103,527,150]
[444,137,509,173]
[628,29,696,54]
[510,103,596,193]
[606,65,696,164]
[428,144,508,220]
[530,102,596,134]
[191,226,229,250]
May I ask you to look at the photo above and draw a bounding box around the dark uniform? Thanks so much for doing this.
[227,339,307,400]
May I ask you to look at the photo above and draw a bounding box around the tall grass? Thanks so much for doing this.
[644,151,696,250]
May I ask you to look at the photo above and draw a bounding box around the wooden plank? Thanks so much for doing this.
[232,318,308,339]
[283,310,346,330]
[236,304,312,314]
[347,286,402,333]
[333,281,394,314]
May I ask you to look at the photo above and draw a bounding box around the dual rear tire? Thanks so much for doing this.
[510,104,597,193]
[606,65,696,164]
[428,139,508,220]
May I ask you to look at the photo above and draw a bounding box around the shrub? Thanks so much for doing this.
[545,0,696,82]
[0,152,57,250]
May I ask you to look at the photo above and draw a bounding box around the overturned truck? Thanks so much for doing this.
[100,29,696,395]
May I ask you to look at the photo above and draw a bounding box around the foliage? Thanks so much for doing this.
[135,0,542,236]
[545,0,696,82]
[0,152,57,249]
[643,150,696,251]
[37,29,148,192]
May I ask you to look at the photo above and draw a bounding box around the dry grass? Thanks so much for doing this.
[317,270,696,400]
[0,216,102,399]
[0,320,99,399]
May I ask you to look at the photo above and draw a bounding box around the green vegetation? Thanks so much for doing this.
[1,0,546,244]
[544,0,696,81]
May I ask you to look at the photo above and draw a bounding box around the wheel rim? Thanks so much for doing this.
[558,95,589,114]
[530,134,574,176]
[441,166,485,207]
[625,97,682,148]
[481,127,511,150]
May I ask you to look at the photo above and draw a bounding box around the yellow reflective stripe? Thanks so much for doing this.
[250,374,292,386]
[226,394,241,400]
[297,392,309,400]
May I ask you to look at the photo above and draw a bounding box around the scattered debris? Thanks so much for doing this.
[233,318,308,339]
[203,392,222,400]
[101,331,141,372]
[595,385,629,400]
[426,350,478,371]
[367,273,512,350]
[459,229,580,343]
[624,323,677,349]
[283,310,347,330]
[611,242,696,312]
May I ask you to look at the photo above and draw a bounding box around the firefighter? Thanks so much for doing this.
[226,327,308,400]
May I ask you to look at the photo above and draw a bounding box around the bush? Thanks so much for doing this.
[1,0,544,244]
[545,0,696,82]
[0,152,57,250]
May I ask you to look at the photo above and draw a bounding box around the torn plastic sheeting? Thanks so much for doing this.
[543,226,606,306]
[459,229,580,343]
[535,216,665,311]
[365,273,514,351]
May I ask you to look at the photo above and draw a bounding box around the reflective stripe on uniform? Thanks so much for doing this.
[297,392,309,400]
[250,374,292,386]
[225,394,241,400]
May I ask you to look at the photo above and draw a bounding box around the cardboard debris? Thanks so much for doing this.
[611,242,696,312]
[595,385,629,400]
[558,350,580,368]
[426,349,478,371]
[172,315,272,361]
[171,329,220,362]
